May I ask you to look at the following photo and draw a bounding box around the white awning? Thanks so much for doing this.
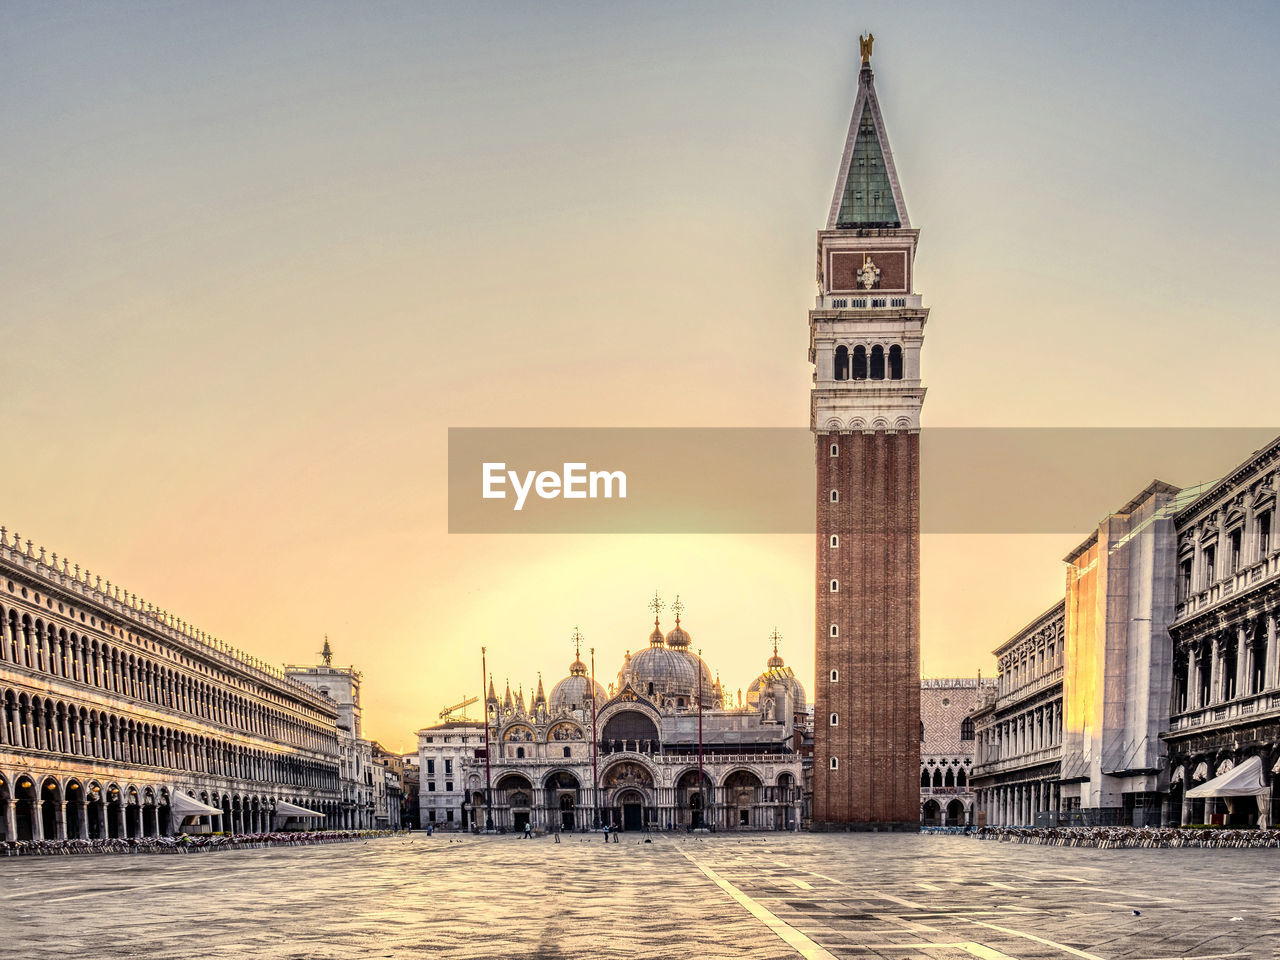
[1186,756,1268,799]
[171,792,222,817]
[274,800,324,818]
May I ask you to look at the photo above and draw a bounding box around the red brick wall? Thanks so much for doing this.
[813,430,921,828]
[828,250,910,293]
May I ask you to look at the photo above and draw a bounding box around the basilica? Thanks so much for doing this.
[418,599,807,832]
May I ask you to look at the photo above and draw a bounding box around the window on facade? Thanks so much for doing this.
[446,810,454,822]
[852,345,867,380]
[830,579,839,592]
[563,746,571,758]
[427,781,435,791]
[830,712,838,726]
[830,489,839,502]
[444,759,452,774]
[428,810,436,821]
[830,535,839,548]
[1222,642,1238,701]
[888,344,904,380]
[516,746,525,759]
[834,345,849,381]
[1178,558,1193,600]
[830,624,839,637]
[870,344,885,380]
[830,669,839,682]
[830,443,839,457]
[830,757,839,770]
[1204,544,1216,586]
[1230,528,1243,572]
[446,781,453,792]
[960,717,975,740]
[426,759,435,775]
[1259,512,1272,558]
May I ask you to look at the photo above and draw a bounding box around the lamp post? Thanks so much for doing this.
[591,646,600,829]
[481,646,493,831]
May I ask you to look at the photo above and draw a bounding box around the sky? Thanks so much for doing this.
[3,2,1280,752]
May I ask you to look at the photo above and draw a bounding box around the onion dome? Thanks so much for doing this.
[664,594,691,649]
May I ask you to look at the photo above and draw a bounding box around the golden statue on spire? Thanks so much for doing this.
[860,32,874,63]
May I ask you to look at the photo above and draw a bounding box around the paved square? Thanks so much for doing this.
[3,834,1276,960]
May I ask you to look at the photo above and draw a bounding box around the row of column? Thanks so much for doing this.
[1185,618,1278,710]
[975,781,1061,826]
[976,702,1061,765]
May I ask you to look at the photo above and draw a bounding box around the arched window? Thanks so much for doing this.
[921,769,930,788]
[834,345,849,381]
[957,767,967,788]
[830,713,838,726]
[830,624,839,637]
[944,767,955,787]
[870,345,885,380]
[852,345,867,380]
[830,757,839,770]
[830,579,839,592]
[889,344,904,380]
[830,443,839,457]
[829,669,839,682]
[830,489,839,502]
[516,747,525,759]
[932,767,943,788]
[960,717,975,740]
[830,535,839,548]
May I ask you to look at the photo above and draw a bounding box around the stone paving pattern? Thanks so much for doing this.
[3,834,1277,960]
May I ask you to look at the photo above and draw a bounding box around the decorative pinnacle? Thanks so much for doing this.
[769,627,782,656]
[648,591,663,625]
[571,626,584,658]
[859,32,874,63]
[671,594,684,624]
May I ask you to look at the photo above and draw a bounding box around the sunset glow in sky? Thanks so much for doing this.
[4,2,1279,750]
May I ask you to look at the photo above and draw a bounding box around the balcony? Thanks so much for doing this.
[1174,555,1280,622]
[1166,689,1280,734]
[971,745,1062,780]
[815,293,922,311]
[989,666,1064,712]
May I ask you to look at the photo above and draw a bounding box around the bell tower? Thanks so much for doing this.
[810,34,925,830]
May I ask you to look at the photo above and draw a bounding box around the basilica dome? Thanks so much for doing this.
[622,614,712,702]
[548,653,607,713]
[746,641,807,713]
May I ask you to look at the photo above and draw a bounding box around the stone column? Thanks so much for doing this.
[115,803,126,840]
[1236,624,1250,699]
[56,800,67,841]
[1267,613,1279,691]
[1209,636,1222,703]
[4,798,16,841]
[32,799,44,841]
[76,800,89,840]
